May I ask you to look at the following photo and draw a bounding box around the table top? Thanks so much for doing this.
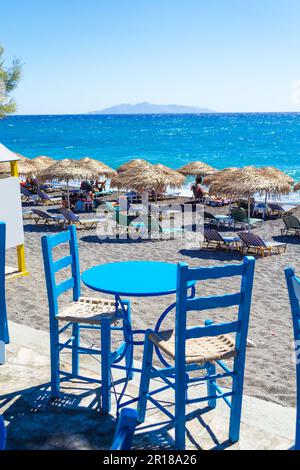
[82,260,195,297]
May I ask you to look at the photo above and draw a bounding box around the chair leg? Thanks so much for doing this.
[101,319,111,414]
[72,323,80,376]
[207,363,217,409]
[175,383,186,450]
[229,361,244,443]
[50,319,60,398]
[137,334,154,424]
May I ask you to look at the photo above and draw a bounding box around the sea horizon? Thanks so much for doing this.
[1,113,300,197]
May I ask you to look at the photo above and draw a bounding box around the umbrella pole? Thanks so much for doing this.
[248,193,251,232]
[67,181,70,209]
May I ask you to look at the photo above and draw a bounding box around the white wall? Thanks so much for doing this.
[0,177,24,249]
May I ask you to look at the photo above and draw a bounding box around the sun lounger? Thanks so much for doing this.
[32,209,65,226]
[20,186,38,204]
[281,215,300,237]
[36,189,62,206]
[238,231,287,257]
[267,203,296,217]
[60,208,101,229]
[203,229,240,251]
[231,207,262,229]
[143,214,186,238]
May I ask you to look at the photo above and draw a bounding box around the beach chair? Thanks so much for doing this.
[60,208,101,230]
[137,257,255,449]
[36,189,61,206]
[267,203,296,218]
[230,207,262,229]
[285,267,300,450]
[203,229,240,251]
[111,408,138,450]
[20,186,38,204]
[238,232,287,257]
[143,214,186,239]
[281,215,300,237]
[32,209,65,227]
[41,226,131,412]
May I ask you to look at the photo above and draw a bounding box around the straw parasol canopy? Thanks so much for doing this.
[116,159,151,173]
[178,161,216,177]
[203,167,238,187]
[153,164,185,189]
[31,156,55,172]
[78,157,117,178]
[38,158,103,208]
[259,167,294,186]
[0,153,36,176]
[111,165,167,194]
[294,182,300,192]
[209,166,292,229]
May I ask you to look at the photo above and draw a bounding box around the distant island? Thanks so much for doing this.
[88,101,216,115]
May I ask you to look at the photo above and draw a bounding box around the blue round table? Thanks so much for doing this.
[81,260,196,413]
[82,260,195,297]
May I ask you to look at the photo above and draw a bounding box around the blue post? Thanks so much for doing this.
[285,267,300,450]
[0,222,9,348]
[124,300,134,380]
[175,262,189,450]
[229,257,255,442]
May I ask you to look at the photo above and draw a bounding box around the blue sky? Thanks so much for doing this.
[1,0,300,114]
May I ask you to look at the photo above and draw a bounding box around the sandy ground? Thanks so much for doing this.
[5,197,300,407]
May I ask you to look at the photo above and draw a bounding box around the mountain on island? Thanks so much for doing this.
[88,102,216,115]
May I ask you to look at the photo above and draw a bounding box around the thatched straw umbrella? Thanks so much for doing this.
[178,161,216,177]
[294,182,300,192]
[38,158,101,208]
[116,159,151,173]
[209,166,292,229]
[0,153,36,177]
[78,157,117,178]
[153,164,185,191]
[31,156,55,172]
[111,165,166,195]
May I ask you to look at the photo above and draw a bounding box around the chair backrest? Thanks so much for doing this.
[238,232,266,248]
[285,267,300,449]
[174,256,255,370]
[61,208,80,223]
[21,186,33,198]
[41,226,81,317]
[231,207,247,222]
[204,211,216,220]
[283,215,300,230]
[37,189,51,201]
[32,209,51,219]
[268,202,282,211]
[111,408,138,450]
[204,228,223,243]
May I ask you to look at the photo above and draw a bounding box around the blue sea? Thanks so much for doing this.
[1,113,300,186]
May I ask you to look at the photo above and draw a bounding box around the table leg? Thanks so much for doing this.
[101,319,111,414]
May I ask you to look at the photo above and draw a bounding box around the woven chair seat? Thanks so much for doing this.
[57,297,117,325]
[149,329,236,365]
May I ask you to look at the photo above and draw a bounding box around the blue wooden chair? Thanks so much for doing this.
[285,267,300,450]
[41,225,132,413]
[111,408,138,450]
[137,256,255,450]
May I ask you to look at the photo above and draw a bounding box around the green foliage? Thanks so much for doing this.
[0,46,22,118]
